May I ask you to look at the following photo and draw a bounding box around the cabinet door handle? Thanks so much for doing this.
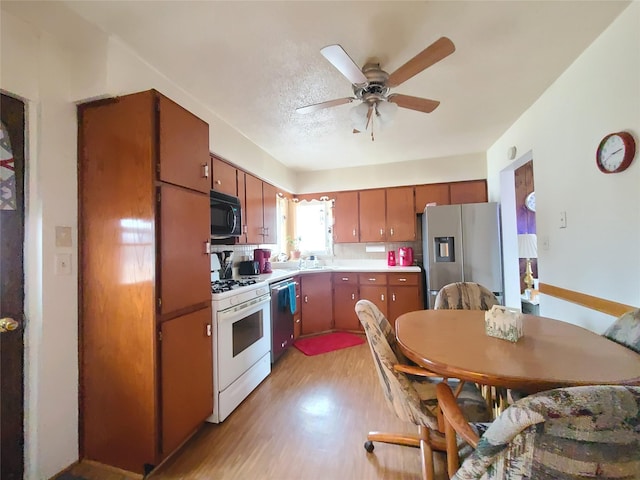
[204,241,211,255]
[304,295,308,303]
[215,179,221,185]
[341,277,349,281]
[381,294,385,302]
[399,278,407,282]
[390,227,394,236]
[351,293,355,300]
[392,294,396,302]
[296,318,301,323]
[352,229,356,237]
[202,164,209,178]
[380,228,384,236]
[368,278,376,282]
[206,324,212,337]
[281,341,287,348]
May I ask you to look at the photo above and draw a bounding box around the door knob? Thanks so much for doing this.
[0,317,19,333]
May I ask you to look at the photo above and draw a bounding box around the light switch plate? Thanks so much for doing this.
[55,226,73,247]
[559,211,567,229]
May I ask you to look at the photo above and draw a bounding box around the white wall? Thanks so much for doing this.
[1,10,89,478]
[296,152,486,193]
[487,3,640,332]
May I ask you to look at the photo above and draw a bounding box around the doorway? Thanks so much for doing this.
[1,92,26,480]
[499,150,535,309]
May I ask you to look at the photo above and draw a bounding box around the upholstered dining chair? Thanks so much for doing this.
[603,308,640,354]
[355,299,490,480]
[433,282,500,311]
[437,383,640,480]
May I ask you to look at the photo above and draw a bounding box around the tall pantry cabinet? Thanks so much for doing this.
[78,90,213,474]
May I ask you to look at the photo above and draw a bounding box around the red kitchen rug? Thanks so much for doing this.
[293,332,365,356]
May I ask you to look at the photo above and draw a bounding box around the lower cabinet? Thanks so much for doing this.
[160,307,213,456]
[388,273,423,329]
[359,273,389,319]
[300,273,333,335]
[298,271,422,336]
[293,276,302,338]
[332,273,360,331]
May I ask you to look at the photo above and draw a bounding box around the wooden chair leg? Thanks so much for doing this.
[366,431,420,447]
[419,425,435,480]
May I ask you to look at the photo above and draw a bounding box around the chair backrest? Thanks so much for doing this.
[433,282,499,310]
[453,385,640,480]
[355,299,438,430]
[603,308,640,354]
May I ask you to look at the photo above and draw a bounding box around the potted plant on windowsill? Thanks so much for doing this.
[287,236,301,260]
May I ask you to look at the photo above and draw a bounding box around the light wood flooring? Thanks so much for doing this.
[65,341,448,480]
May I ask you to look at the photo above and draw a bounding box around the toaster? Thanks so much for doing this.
[238,260,261,276]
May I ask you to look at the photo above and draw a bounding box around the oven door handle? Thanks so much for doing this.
[217,294,270,323]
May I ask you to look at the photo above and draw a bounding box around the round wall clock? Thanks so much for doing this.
[596,131,636,173]
[525,191,536,212]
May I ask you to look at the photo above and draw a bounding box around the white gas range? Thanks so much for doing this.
[207,278,271,423]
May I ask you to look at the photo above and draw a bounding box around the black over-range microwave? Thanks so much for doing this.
[210,190,242,238]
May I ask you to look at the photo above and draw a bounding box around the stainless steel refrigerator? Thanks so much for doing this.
[422,202,503,308]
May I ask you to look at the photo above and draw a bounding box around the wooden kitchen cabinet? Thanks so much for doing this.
[157,94,210,194]
[333,191,360,243]
[358,273,388,319]
[160,307,213,456]
[449,180,487,204]
[78,89,212,474]
[244,173,277,244]
[385,186,416,241]
[211,155,237,196]
[332,273,360,331]
[387,273,423,328]
[415,183,450,213]
[300,273,333,335]
[293,275,302,338]
[359,189,387,242]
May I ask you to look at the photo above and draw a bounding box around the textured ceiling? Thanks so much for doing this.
[59,1,629,172]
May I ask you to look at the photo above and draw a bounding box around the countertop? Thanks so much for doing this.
[247,263,422,284]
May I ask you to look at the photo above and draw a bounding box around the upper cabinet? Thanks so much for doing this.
[333,191,359,243]
[359,189,387,242]
[158,95,210,194]
[385,186,416,241]
[415,183,450,214]
[449,180,487,204]
[414,180,487,213]
[211,155,238,197]
[245,173,277,244]
[335,187,418,243]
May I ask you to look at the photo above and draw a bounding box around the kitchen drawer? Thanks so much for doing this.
[358,273,387,285]
[333,272,358,285]
[388,273,419,286]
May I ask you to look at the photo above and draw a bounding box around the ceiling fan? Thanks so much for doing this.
[296,37,455,135]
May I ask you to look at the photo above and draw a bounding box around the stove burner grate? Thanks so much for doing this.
[211,278,258,294]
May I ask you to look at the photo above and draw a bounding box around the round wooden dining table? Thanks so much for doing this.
[396,309,640,394]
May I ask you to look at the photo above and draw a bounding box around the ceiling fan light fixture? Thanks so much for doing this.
[376,100,398,129]
[350,102,370,132]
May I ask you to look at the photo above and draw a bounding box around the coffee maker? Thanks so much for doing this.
[253,248,272,273]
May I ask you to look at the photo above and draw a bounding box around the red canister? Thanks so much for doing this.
[398,247,414,266]
[387,250,396,266]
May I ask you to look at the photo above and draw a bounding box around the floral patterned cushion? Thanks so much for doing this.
[355,300,490,429]
[603,308,640,354]
[453,385,640,480]
[434,282,500,311]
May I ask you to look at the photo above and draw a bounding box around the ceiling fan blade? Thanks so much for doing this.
[320,44,368,85]
[296,97,355,114]
[387,37,455,87]
[388,94,440,113]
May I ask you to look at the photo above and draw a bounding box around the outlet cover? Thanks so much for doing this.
[55,226,73,247]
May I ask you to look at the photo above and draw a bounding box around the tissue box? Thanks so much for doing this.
[484,305,523,342]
